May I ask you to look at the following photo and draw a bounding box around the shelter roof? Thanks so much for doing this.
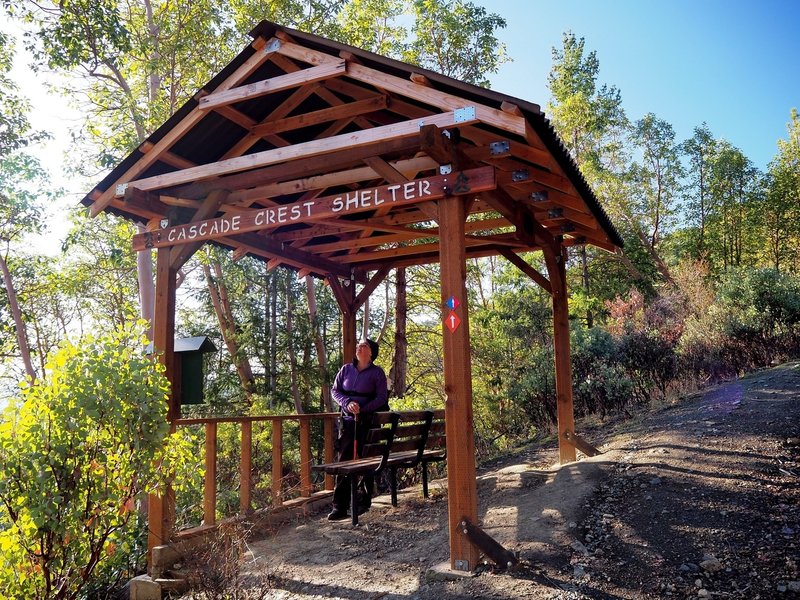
[81,20,622,281]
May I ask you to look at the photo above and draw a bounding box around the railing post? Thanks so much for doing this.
[240,420,252,514]
[299,418,312,497]
[204,422,217,526]
[272,419,283,507]
[324,416,335,490]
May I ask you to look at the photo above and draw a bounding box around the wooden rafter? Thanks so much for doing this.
[198,60,347,111]
[89,35,278,216]
[117,110,478,196]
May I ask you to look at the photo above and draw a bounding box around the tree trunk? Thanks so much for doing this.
[634,226,675,286]
[135,224,155,341]
[270,269,278,398]
[305,275,331,411]
[361,296,370,340]
[580,245,593,328]
[286,272,303,414]
[203,262,256,401]
[389,267,408,398]
[0,249,36,382]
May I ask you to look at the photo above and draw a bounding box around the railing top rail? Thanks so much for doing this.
[174,412,340,426]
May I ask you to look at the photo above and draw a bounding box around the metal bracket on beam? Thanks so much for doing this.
[530,190,549,202]
[560,223,576,233]
[511,169,529,183]
[265,38,282,53]
[115,183,129,197]
[454,106,476,123]
[548,208,564,219]
[489,140,510,155]
[439,164,453,175]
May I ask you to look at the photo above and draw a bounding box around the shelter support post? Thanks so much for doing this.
[328,274,357,364]
[438,195,480,571]
[546,246,577,464]
[148,246,178,565]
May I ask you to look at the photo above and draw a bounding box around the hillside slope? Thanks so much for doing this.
[206,362,800,599]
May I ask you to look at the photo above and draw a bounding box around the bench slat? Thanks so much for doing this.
[395,410,433,421]
[428,421,445,433]
[394,423,428,439]
[391,439,422,453]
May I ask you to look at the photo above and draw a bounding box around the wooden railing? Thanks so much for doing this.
[173,412,339,528]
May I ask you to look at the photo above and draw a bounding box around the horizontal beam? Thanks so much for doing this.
[198,60,346,111]
[117,110,478,196]
[227,155,437,207]
[251,94,387,137]
[132,166,496,251]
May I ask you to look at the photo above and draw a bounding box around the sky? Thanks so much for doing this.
[5,0,800,250]
[479,0,799,171]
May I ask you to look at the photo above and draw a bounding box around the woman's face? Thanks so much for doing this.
[356,342,372,362]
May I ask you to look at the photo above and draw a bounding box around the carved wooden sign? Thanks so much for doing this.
[132,166,495,251]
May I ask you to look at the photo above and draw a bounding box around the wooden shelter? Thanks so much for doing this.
[82,21,623,572]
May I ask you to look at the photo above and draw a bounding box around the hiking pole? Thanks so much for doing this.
[353,411,359,459]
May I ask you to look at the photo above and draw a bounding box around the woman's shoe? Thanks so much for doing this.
[327,508,349,521]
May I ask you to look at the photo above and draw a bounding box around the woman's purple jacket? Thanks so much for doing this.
[331,362,388,421]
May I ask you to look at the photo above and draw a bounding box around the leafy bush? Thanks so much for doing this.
[0,324,197,599]
[571,327,634,418]
[617,329,678,401]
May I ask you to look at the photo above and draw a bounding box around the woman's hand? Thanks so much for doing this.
[347,401,361,415]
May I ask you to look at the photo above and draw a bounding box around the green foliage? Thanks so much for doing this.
[405,0,509,87]
[547,31,627,170]
[0,154,48,242]
[335,0,408,56]
[571,326,633,418]
[0,323,197,599]
[0,32,49,157]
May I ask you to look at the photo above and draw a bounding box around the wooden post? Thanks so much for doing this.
[547,246,577,464]
[341,280,357,365]
[240,420,252,514]
[324,416,335,490]
[299,419,312,497]
[148,245,177,561]
[204,422,217,526]
[272,419,283,507]
[437,196,479,571]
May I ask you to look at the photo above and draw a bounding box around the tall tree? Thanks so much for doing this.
[681,123,716,259]
[706,142,762,271]
[762,109,800,272]
[0,32,52,382]
[405,0,509,86]
[547,31,628,322]
[626,113,684,285]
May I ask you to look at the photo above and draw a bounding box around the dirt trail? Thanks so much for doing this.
[237,362,799,599]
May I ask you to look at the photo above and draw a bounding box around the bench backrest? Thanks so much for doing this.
[425,409,446,452]
[392,410,434,459]
[361,411,399,461]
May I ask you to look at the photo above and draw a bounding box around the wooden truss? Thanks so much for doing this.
[82,21,622,574]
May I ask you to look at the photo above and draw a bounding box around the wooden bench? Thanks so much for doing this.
[383,409,447,505]
[312,411,398,525]
[313,409,447,524]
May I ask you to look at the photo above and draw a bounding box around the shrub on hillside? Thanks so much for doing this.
[571,327,633,418]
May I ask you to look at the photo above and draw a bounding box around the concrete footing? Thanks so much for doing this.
[424,561,477,582]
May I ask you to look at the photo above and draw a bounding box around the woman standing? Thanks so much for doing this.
[327,339,388,521]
